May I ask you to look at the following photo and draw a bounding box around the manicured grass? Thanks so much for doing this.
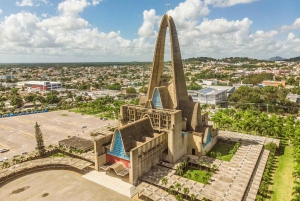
[271,146,294,201]
[183,169,211,184]
[208,142,235,161]
[61,114,68,116]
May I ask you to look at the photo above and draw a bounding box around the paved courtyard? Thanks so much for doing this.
[0,170,131,201]
[0,110,114,159]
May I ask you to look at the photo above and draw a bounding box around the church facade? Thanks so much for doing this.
[94,14,218,185]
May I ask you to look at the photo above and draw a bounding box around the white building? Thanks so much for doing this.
[188,88,227,105]
[24,81,62,91]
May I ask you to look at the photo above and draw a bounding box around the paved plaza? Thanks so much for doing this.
[0,110,114,159]
[137,131,279,201]
[0,170,131,201]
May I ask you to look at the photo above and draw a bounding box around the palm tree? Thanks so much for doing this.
[175,194,183,201]
[183,187,189,199]
[182,160,188,170]
[175,182,182,194]
[190,193,196,201]
[161,177,168,190]
[177,167,183,176]
[168,185,175,195]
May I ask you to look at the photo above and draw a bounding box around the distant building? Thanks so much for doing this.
[286,93,300,104]
[202,79,218,86]
[189,88,227,105]
[24,81,62,91]
[233,84,254,89]
[0,75,14,81]
[261,81,285,87]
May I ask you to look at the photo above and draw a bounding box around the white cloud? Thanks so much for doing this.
[205,0,258,7]
[92,0,101,5]
[58,0,90,16]
[0,9,2,15]
[138,9,160,38]
[37,0,92,31]
[281,17,300,32]
[41,13,48,18]
[0,0,300,62]
[16,0,33,6]
[168,0,210,30]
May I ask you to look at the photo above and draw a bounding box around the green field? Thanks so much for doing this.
[208,142,235,161]
[183,169,211,184]
[270,146,294,201]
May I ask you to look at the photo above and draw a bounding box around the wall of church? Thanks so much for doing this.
[94,134,113,171]
[166,110,187,163]
[106,153,130,168]
[129,133,167,185]
[187,132,203,156]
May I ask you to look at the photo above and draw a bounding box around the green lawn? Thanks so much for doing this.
[208,142,235,161]
[70,108,115,120]
[271,146,294,201]
[183,169,211,184]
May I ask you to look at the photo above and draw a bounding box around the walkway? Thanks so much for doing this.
[82,170,137,198]
[0,157,92,186]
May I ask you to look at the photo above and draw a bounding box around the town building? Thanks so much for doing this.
[94,14,218,185]
[188,88,227,105]
[24,81,62,91]
[261,80,286,87]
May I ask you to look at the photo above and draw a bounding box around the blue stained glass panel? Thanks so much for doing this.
[152,88,163,109]
[203,129,211,147]
[107,130,130,160]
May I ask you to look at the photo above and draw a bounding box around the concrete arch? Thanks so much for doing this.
[147,14,189,109]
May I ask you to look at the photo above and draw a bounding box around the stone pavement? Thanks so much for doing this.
[82,170,137,198]
[0,170,131,201]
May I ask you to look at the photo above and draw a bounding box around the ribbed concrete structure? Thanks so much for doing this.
[147,14,189,109]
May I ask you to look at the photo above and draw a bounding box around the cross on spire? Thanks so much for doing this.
[166,3,170,14]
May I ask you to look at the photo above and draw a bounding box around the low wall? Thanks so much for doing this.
[0,164,92,187]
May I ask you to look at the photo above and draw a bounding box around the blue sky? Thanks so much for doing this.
[0,0,299,62]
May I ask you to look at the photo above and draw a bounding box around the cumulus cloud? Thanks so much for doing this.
[16,0,33,6]
[92,0,102,5]
[168,0,210,30]
[205,0,258,7]
[281,17,300,32]
[37,0,91,31]
[138,9,160,38]
[0,0,299,62]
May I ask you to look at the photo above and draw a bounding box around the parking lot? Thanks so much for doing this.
[0,110,114,160]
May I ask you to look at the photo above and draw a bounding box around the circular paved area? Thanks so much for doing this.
[0,170,131,201]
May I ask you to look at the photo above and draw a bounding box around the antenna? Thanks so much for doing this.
[166,3,170,14]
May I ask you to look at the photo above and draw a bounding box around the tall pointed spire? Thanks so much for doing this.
[146,14,189,109]
[35,122,45,156]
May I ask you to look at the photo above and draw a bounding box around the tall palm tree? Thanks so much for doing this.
[161,177,168,190]
[190,193,196,201]
[175,182,182,194]
[183,187,189,199]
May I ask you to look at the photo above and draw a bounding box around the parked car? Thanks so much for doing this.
[0,148,9,153]
[3,157,8,161]
[22,152,28,155]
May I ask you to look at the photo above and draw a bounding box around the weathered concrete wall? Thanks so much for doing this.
[166,110,187,163]
[129,133,167,185]
[187,132,202,156]
[202,127,218,155]
[94,134,113,171]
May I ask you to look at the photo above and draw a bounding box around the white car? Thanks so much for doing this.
[3,157,8,161]
[0,159,3,162]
